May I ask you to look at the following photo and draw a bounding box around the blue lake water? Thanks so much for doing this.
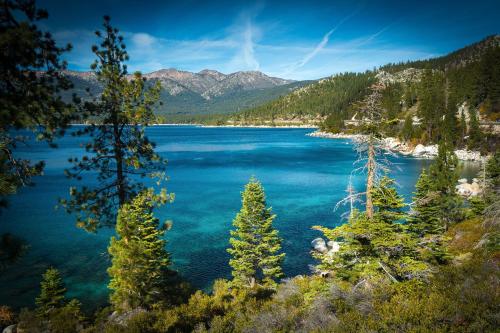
[0,126,452,309]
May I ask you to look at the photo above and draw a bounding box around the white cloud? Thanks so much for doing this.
[131,32,156,48]
[241,19,260,70]
[297,29,334,68]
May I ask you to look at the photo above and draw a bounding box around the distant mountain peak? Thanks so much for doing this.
[64,67,298,103]
[198,69,224,75]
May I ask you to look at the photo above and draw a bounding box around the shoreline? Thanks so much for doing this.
[199,124,318,129]
[307,130,485,163]
[69,123,319,129]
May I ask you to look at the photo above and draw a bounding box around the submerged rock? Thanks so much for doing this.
[311,238,328,253]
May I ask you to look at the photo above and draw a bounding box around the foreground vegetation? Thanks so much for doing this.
[0,1,499,332]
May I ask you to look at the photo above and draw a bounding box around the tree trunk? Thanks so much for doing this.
[366,136,375,219]
[113,117,125,207]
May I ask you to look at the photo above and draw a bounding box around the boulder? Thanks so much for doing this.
[327,241,340,253]
[458,178,468,184]
[413,144,438,158]
[470,182,481,195]
[382,137,401,150]
[456,183,472,197]
[2,325,16,333]
[456,182,482,197]
[311,238,328,253]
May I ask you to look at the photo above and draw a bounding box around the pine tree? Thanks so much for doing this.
[371,176,405,223]
[400,113,414,141]
[467,108,482,150]
[0,0,73,208]
[442,94,460,147]
[483,151,500,209]
[408,169,441,236]
[428,142,463,230]
[407,169,449,263]
[60,17,166,232]
[227,178,284,288]
[108,189,172,311]
[418,70,446,143]
[35,268,67,317]
[459,110,467,148]
[313,176,428,282]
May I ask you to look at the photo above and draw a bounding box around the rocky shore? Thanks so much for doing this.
[201,124,318,129]
[307,131,485,162]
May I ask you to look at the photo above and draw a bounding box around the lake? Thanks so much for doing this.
[0,126,447,309]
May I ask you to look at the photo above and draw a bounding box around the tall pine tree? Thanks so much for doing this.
[60,17,166,232]
[227,178,284,288]
[428,142,463,230]
[108,189,172,311]
[407,169,449,263]
[408,169,442,236]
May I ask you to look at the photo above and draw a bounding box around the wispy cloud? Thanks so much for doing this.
[52,7,433,80]
[297,29,335,68]
[241,19,260,70]
[282,10,357,76]
[225,4,264,72]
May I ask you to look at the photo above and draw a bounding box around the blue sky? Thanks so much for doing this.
[38,0,499,80]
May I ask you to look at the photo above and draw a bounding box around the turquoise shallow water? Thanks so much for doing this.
[0,126,438,309]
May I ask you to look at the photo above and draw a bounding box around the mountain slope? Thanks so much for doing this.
[209,35,499,130]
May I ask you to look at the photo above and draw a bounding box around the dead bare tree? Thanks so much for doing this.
[353,82,387,218]
[333,82,401,220]
[335,175,363,220]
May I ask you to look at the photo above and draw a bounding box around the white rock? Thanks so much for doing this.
[311,238,328,253]
[458,178,468,184]
[413,144,426,155]
[412,144,438,158]
[456,184,472,196]
[454,149,482,161]
[456,182,482,197]
[327,241,340,253]
[470,182,481,195]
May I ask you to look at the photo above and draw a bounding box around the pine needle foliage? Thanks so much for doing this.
[59,17,166,232]
[0,0,73,208]
[35,268,67,317]
[108,189,172,311]
[228,178,285,288]
[313,176,429,283]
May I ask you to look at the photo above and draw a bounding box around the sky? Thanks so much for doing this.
[37,0,500,80]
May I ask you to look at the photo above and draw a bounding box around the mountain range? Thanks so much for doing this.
[64,69,311,118]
